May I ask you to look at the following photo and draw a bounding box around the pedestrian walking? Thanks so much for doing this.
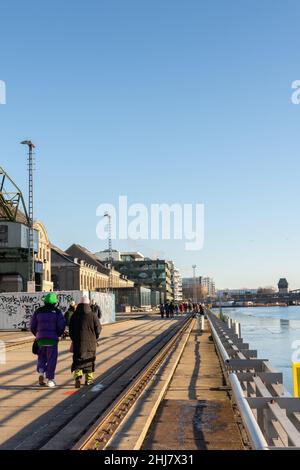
[165,301,170,318]
[62,301,76,339]
[90,298,102,319]
[65,301,76,326]
[69,295,102,388]
[169,301,175,319]
[159,303,165,318]
[30,293,65,388]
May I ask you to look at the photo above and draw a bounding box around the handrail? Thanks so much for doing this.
[205,308,300,449]
[206,314,230,363]
[229,373,269,450]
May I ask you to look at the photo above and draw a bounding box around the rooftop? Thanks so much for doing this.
[66,244,109,275]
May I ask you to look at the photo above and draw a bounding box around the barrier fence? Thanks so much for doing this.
[206,308,300,449]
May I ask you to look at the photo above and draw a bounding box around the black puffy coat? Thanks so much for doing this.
[69,304,102,372]
[91,302,102,319]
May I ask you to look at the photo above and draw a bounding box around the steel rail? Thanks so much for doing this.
[73,315,194,450]
[2,317,145,351]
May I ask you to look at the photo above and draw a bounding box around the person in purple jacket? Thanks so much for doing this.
[30,293,65,388]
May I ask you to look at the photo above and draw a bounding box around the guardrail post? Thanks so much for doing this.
[197,315,205,332]
[227,317,232,329]
[201,315,205,332]
[235,321,241,338]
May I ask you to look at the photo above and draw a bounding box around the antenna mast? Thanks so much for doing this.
[21,140,36,288]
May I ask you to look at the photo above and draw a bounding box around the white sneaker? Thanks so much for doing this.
[47,380,56,388]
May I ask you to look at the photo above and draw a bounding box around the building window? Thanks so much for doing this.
[0,225,8,244]
[51,275,59,290]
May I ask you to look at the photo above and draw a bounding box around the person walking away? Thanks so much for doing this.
[199,304,205,316]
[69,295,102,388]
[169,301,175,319]
[179,303,184,315]
[165,302,170,319]
[65,301,76,326]
[63,301,76,338]
[90,299,102,320]
[159,303,165,318]
[30,293,65,388]
[184,302,188,313]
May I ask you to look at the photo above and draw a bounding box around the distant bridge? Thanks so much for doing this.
[220,291,300,304]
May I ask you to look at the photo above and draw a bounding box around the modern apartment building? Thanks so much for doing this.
[95,250,173,302]
[170,262,183,302]
[182,275,216,300]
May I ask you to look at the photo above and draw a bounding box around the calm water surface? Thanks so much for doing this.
[215,306,300,395]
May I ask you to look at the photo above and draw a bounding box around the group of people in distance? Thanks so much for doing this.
[159,301,205,318]
[30,293,102,389]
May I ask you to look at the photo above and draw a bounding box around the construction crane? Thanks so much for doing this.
[0,166,29,223]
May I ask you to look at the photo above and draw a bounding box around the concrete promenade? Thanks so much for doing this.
[0,315,244,450]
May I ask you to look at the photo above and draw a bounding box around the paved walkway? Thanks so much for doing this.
[0,316,181,449]
[143,319,244,450]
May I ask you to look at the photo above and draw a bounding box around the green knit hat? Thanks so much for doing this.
[43,293,58,304]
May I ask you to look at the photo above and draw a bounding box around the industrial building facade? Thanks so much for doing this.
[96,251,173,302]
[51,244,134,292]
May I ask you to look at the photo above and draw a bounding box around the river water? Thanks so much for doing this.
[215,306,300,395]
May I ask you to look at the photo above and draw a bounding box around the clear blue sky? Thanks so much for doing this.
[1,0,300,289]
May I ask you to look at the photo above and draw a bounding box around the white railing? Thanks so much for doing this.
[206,308,300,449]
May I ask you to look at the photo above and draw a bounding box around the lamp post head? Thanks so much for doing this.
[20,140,35,149]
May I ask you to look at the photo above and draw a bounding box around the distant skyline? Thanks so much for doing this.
[1,1,300,289]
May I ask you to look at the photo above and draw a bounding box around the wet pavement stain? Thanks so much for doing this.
[193,401,227,433]
[143,399,244,450]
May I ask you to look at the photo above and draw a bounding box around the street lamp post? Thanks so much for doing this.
[104,212,113,291]
[21,140,36,292]
[192,264,197,303]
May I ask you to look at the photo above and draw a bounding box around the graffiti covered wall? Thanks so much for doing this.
[0,290,115,330]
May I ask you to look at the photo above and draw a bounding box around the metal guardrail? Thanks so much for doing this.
[205,308,300,449]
